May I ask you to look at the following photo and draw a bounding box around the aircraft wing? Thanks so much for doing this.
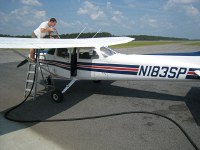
[0,37,134,49]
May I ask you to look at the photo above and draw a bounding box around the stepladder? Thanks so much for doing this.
[24,49,49,100]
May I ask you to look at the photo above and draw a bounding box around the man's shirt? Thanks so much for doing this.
[34,21,49,38]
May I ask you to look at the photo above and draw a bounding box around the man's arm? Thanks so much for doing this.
[40,27,54,33]
[49,31,54,38]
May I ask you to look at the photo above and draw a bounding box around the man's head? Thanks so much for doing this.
[48,18,57,27]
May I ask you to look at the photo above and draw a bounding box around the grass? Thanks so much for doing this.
[111,41,184,49]
[184,41,200,46]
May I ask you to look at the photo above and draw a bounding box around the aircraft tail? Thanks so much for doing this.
[194,70,200,77]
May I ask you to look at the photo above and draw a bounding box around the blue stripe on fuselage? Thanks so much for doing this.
[78,62,140,68]
[40,59,70,70]
[77,62,139,75]
[77,67,138,75]
[189,68,200,71]
[40,60,140,75]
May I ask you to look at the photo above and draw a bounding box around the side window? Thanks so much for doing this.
[57,48,69,58]
[47,48,55,55]
[90,50,99,59]
[79,49,99,59]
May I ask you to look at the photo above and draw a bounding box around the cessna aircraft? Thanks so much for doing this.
[0,36,200,102]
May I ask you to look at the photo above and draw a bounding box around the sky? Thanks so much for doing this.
[0,0,200,39]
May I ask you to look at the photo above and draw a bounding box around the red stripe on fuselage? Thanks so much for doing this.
[187,71,195,75]
[78,65,139,72]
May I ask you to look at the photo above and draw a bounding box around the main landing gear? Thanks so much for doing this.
[51,89,63,103]
[50,78,77,103]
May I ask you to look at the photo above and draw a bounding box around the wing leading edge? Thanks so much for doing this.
[0,37,134,49]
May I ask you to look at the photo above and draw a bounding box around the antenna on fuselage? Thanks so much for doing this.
[76,26,87,39]
[92,28,101,38]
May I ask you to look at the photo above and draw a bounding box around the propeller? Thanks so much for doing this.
[11,49,30,68]
[17,59,28,68]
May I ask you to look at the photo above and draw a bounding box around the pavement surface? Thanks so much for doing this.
[0,43,200,150]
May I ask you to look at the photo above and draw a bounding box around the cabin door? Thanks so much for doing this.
[54,48,71,78]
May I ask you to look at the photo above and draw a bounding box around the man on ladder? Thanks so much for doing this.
[29,18,58,61]
[24,18,59,99]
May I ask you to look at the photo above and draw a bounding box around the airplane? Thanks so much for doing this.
[0,36,200,103]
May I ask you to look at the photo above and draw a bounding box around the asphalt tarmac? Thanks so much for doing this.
[0,43,200,150]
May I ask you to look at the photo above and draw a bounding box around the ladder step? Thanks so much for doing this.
[29,62,36,65]
[28,71,35,74]
[26,80,33,83]
[25,89,32,92]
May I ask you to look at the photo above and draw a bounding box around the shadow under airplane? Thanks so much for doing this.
[1,79,200,136]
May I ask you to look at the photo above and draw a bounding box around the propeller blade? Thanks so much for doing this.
[17,59,28,68]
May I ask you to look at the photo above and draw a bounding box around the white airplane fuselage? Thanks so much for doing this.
[41,47,200,82]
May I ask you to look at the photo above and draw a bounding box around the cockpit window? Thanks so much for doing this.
[100,47,117,57]
[57,48,69,58]
[47,48,55,55]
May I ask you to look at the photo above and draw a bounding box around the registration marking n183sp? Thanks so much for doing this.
[138,66,187,79]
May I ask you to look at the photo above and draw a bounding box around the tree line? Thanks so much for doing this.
[0,32,189,40]
[128,35,188,41]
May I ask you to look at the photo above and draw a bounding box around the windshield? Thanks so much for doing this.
[100,47,117,57]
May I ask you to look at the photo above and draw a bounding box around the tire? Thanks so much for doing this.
[93,80,101,83]
[51,89,63,103]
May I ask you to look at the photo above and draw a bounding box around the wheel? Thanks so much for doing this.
[93,80,101,83]
[51,89,63,103]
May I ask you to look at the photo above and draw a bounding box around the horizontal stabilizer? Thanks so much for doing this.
[194,70,200,77]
